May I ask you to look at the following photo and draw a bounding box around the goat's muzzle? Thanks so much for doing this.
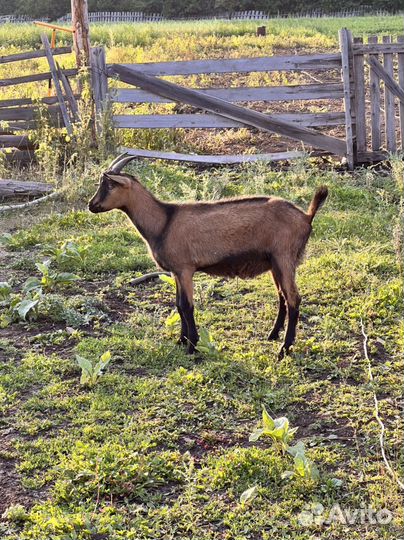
[88,200,105,213]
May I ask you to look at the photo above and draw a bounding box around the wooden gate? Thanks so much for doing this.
[91,48,348,165]
[339,28,404,167]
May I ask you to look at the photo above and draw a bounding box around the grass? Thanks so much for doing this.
[0,158,403,539]
[0,16,403,538]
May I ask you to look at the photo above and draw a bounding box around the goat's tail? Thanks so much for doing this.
[307,186,328,223]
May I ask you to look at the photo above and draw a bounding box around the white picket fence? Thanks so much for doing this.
[58,11,163,23]
[0,7,397,25]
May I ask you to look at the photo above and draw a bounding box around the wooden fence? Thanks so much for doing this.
[2,29,404,168]
[87,30,404,167]
[0,39,79,160]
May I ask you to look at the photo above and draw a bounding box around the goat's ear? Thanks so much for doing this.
[105,174,131,188]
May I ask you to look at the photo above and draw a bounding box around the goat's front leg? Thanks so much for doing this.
[175,276,188,345]
[175,270,199,354]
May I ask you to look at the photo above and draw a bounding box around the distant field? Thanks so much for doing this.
[0,15,403,49]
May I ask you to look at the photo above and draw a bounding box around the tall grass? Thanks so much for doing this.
[0,15,402,50]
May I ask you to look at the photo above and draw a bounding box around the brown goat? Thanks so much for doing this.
[89,154,328,358]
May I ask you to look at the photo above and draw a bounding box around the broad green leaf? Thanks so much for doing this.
[100,351,111,363]
[165,310,181,327]
[35,261,51,274]
[56,272,79,283]
[249,428,265,442]
[287,441,306,458]
[281,470,295,480]
[17,299,39,320]
[0,282,11,300]
[262,405,275,431]
[23,277,42,294]
[76,355,93,385]
[240,485,258,504]
[159,274,176,288]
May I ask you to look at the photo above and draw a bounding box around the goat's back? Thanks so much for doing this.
[162,196,311,274]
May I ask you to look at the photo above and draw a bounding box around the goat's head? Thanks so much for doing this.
[88,154,138,213]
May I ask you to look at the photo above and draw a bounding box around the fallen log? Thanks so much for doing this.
[0,179,53,199]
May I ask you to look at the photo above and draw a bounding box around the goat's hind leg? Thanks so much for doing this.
[268,271,287,341]
[175,270,199,354]
[273,261,301,359]
[175,276,188,345]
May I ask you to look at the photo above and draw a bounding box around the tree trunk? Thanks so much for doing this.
[71,0,91,68]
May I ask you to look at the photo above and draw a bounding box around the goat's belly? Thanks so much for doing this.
[198,251,272,279]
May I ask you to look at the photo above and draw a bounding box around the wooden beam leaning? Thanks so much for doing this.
[353,37,366,154]
[382,36,396,153]
[368,35,381,152]
[339,28,355,169]
[397,36,404,149]
[0,47,71,64]
[57,62,80,122]
[108,64,346,156]
[366,55,404,103]
[40,33,73,136]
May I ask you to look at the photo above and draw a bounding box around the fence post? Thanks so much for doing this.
[383,35,397,153]
[353,37,366,157]
[90,46,109,134]
[339,28,356,169]
[368,35,381,152]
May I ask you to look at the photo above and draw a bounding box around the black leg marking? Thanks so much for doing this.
[175,279,188,345]
[180,293,199,354]
[268,291,286,340]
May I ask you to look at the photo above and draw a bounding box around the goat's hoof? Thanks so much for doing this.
[278,346,290,360]
[186,346,196,355]
[268,330,280,341]
[177,336,187,346]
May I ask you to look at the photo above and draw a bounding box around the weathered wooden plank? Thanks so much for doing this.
[119,146,307,164]
[0,180,52,199]
[353,37,366,153]
[109,64,347,156]
[57,62,80,122]
[111,83,344,104]
[0,68,77,88]
[0,135,33,148]
[40,33,73,136]
[397,36,404,149]
[0,95,80,108]
[357,150,388,162]
[113,112,346,129]
[353,43,404,55]
[108,53,342,76]
[382,36,396,153]
[339,28,355,168]
[368,36,381,152]
[91,47,108,110]
[0,149,35,163]
[366,56,404,104]
[0,106,62,121]
[0,47,72,64]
